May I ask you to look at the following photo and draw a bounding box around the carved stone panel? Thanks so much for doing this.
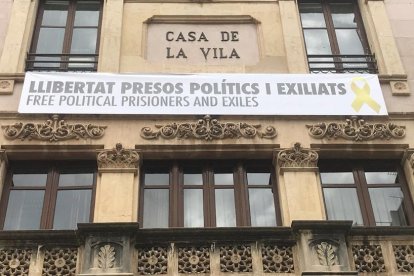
[43,247,78,276]
[262,244,294,273]
[220,245,253,272]
[137,246,168,275]
[277,142,318,168]
[178,246,210,273]
[97,143,140,169]
[352,244,386,272]
[393,245,414,272]
[0,248,31,275]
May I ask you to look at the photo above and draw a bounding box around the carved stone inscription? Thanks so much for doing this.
[147,24,259,65]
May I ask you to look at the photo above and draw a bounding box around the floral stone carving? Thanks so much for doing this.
[140,115,277,141]
[43,247,77,276]
[178,246,210,273]
[138,246,168,275]
[2,114,106,142]
[220,245,252,272]
[316,242,338,267]
[97,143,140,169]
[393,245,414,272]
[98,245,116,270]
[306,117,405,142]
[262,244,294,273]
[277,142,318,168]
[352,244,385,272]
[0,248,31,275]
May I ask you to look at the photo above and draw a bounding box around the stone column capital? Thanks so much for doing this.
[275,143,319,173]
[97,143,141,173]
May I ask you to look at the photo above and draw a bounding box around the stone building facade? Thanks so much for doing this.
[0,0,413,275]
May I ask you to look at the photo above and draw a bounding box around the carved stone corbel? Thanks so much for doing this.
[97,143,140,172]
[277,143,319,171]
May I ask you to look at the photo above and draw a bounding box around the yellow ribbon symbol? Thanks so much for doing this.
[350,77,381,113]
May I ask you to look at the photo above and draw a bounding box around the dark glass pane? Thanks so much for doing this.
[214,173,234,185]
[184,189,204,227]
[145,173,169,186]
[59,173,93,187]
[299,2,326,28]
[369,188,407,226]
[184,173,203,186]
[336,29,365,54]
[323,188,363,225]
[365,172,398,185]
[247,172,270,185]
[143,189,169,228]
[36,27,65,54]
[249,188,276,226]
[70,28,97,54]
[303,29,332,55]
[42,0,69,26]
[330,3,357,28]
[320,172,354,184]
[53,190,91,229]
[215,189,236,227]
[3,190,44,230]
[74,1,100,27]
[12,173,47,187]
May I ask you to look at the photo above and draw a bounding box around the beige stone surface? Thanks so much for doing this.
[94,171,139,222]
[0,0,13,56]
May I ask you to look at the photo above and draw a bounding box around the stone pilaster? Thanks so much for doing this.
[94,143,141,222]
[275,143,325,226]
[403,151,414,206]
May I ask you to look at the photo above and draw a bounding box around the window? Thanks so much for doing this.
[298,0,376,73]
[26,0,102,71]
[0,161,96,230]
[140,160,280,228]
[319,160,414,226]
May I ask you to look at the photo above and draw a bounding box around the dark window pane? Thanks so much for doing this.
[303,29,332,55]
[12,173,47,187]
[330,3,357,28]
[42,0,69,26]
[36,27,65,54]
[184,173,203,186]
[365,172,398,185]
[249,188,276,226]
[70,28,97,54]
[247,173,271,185]
[143,189,169,228]
[74,1,100,27]
[145,173,169,186]
[214,173,234,185]
[53,190,91,229]
[335,29,365,54]
[299,2,326,28]
[323,188,363,225]
[369,188,407,226]
[320,172,354,184]
[215,189,236,227]
[184,189,204,227]
[59,173,94,187]
[3,190,45,230]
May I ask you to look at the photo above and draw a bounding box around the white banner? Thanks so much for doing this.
[19,72,387,115]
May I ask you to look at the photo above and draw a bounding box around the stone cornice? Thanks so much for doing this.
[97,143,140,171]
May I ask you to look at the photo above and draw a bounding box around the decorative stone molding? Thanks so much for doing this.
[393,245,414,272]
[97,143,140,170]
[352,244,386,272]
[2,115,106,142]
[0,80,14,94]
[306,117,405,142]
[261,244,294,273]
[390,80,410,95]
[314,241,339,267]
[140,115,277,141]
[277,142,318,168]
[220,245,252,272]
[178,246,210,273]
[43,248,78,276]
[138,246,168,275]
[0,248,31,275]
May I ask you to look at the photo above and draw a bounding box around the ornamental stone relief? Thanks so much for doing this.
[0,248,31,275]
[178,246,210,273]
[220,245,253,272]
[352,244,386,272]
[306,117,405,141]
[42,247,78,276]
[393,245,414,272]
[137,246,168,275]
[97,143,140,169]
[314,241,338,267]
[140,115,277,141]
[261,244,294,273]
[2,114,106,142]
[277,142,318,168]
